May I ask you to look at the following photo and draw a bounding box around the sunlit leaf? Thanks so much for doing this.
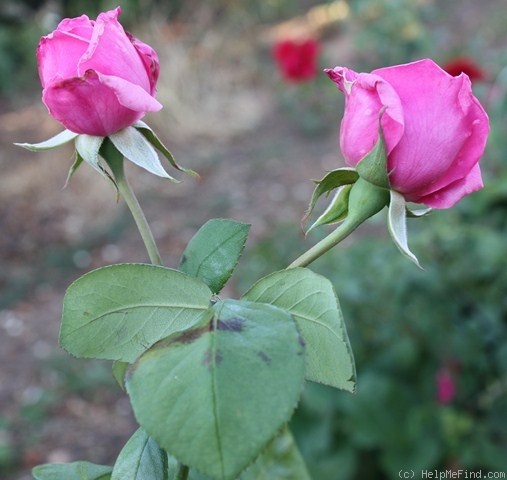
[60,264,213,362]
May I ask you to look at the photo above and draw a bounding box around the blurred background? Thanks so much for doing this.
[1,0,506,479]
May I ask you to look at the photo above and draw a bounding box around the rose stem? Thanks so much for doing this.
[287,218,359,268]
[105,142,163,266]
[288,178,389,268]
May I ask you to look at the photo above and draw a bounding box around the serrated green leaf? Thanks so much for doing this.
[14,129,78,151]
[60,264,213,362]
[307,184,352,234]
[179,219,251,294]
[303,168,358,225]
[111,428,167,480]
[355,125,390,189]
[126,299,305,480]
[134,120,198,177]
[32,461,112,480]
[109,126,176,180]
[240,426,311,480]
[387,190,422,268]
[243,267,355,391]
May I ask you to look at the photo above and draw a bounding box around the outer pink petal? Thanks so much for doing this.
[325,67,404,170]
[374,59,488,195]
[42,70,159,136]
[412,163,483,208]
[127,32,160,95]
[77,7,151,93]
[37,16,94,87]
[96,71,162,112]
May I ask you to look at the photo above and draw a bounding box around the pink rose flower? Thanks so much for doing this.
[325,59,489,208]
[37,7,162,136]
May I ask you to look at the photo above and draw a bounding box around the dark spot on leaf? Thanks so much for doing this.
[202,348,223,369]
[298,334,306,348]
[180,255,187,266]
[216,317,244,332]
[173,325,208,344]
[257,351,271,364]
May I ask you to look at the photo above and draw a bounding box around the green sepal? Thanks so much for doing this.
[126,299,305,480]
[109,126,178,180]
[179,218,251,294]
[74,135,118,187]
[303,167,358,227]
[134,120,199,178]
[63,153,84,189]
[345,177,390,229]
[355,130,390,189]
[14,128,78,151]
[32,461,112,480]
[387,190,422,268]
[306,184,352,234]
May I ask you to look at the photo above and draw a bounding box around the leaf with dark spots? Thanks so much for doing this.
[216,317,244,332]
[202,348,223,369]
[171,325,209,344]
[127,299,305,480]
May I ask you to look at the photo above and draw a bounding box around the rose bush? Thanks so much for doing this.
[37,7,162,136]
[325,59,489,208]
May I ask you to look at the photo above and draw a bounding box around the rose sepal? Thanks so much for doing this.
[302,167,359,229]
[306,184,352,234]
[14,129,78,151]
[355,124,391,189]
[388,190,422,268]
[133,121,199,178]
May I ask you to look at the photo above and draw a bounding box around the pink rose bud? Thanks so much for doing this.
[37,7,162,137]
[325,59,489,209]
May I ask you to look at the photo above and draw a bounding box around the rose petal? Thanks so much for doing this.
[412,163,483,209]
[42,70,159,136]
[37,18,94,87]
[77,7,151,94]
[375,59,488,196]
[326,67,404,169]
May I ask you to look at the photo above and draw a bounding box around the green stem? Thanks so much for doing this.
[288,218,360,268]
[105,141,163,266]
[288,177,390,269]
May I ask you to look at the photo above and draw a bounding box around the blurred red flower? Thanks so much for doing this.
[273,38,320,83]
[443,57,486,83]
